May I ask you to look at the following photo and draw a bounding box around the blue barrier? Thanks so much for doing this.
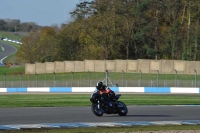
[144,87,170,93]
[7,88,27,92]
[109,87,119,92]
[50,87,72,92]
[1,87,200,93]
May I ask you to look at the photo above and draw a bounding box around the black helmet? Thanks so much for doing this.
[96,82,103,90]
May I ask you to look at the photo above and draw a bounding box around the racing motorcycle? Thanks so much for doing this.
[90,91,128,117]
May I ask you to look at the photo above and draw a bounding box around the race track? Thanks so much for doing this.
[0,106,200,125]
[0,41,16,63]
[0,42,200,129]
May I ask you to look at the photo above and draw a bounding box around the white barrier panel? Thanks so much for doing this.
[170,87,199,93]
[119,87,144,92]
[27,87,50,92]
[0,87,199,93]
[0,88,7,92]
[72,87,96,92]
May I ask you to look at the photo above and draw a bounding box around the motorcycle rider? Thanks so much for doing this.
[96,82,116,106]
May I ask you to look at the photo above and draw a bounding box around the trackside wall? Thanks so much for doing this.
[25,59,200,74]
[0,87,200,93]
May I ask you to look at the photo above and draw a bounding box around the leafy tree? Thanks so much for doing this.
[0,20,6,30]
[57,22,80,60]
[16,31,41,63]
[16,0,200,63]
[38,26,58,62]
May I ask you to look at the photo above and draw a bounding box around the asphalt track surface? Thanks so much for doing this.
[0,41,199,128]
[0,105,200,125]
[0,41,16,63]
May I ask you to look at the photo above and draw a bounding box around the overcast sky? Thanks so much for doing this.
[0,0,82,26]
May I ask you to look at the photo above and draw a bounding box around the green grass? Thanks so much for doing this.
[0,94,199,108]
[0,31,24,40]
[0,66,25,75]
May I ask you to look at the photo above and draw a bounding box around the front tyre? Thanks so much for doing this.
[91,103,104,117]
[117,101,128,116]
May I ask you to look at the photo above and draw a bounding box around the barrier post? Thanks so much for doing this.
[71,71,74,87]
[157,70,159,87]
[139,70,142,87]
[20,72,22,87]
[35,73,38,87]
[53,72,56,87]
[174,69,177,87]
[4,73,6,88]
[122,70,124,87]
[194,69,197,87]
[88,71,91,87]
[105,70,108,86]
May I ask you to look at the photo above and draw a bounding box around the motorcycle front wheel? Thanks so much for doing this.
[91,103,104,117]
[117,101,128,116]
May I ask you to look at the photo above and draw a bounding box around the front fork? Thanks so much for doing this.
[97,100,100,109]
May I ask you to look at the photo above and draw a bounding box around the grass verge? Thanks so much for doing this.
[0,94,199,108]
[0,31,24,40]
[0,65,199,80]
[0,66,25,75]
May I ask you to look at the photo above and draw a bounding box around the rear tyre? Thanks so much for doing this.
[91,103,104,117]
[117,101,128,116]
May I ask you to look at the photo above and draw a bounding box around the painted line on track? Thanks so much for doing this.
[1,120,200,130]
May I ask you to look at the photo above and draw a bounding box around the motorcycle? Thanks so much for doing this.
[90,91,128,117]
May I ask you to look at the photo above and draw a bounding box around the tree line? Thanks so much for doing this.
[0,19,42,32]
[16,0,200,63]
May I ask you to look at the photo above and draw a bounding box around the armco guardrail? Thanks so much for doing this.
[0,87,200,93]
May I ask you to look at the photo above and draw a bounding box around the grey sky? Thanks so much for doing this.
[0,0,81,26]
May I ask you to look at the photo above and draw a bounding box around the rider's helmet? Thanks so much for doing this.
[96,82,103,90]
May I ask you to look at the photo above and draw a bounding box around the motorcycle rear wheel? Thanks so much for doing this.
[91,103,104,117]
[117,101,128,116]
